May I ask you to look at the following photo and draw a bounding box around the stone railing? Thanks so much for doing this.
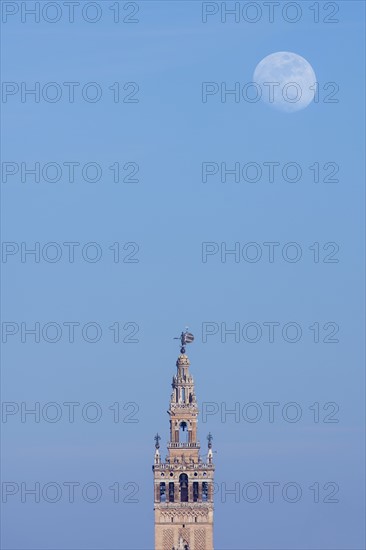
[154,462,214,470]
[170,403,197,409]
[167,442,200,448]
[157,501,213,508]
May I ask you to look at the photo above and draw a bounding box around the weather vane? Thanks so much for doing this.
[174,327,194,353]
[154,433,161,449]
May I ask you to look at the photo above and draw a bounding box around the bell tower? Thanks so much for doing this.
[153,331,215,550]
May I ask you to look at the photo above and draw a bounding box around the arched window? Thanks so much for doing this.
[160,482,166,502]
[179,421,188,443]
[193,482,199,502]
[168,482,174,503]
[179,473,189,502]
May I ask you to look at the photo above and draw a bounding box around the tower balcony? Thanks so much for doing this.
[167,442,200,449]
[170,403,197,410]
[153,462,214,471]
[155,501,214,508]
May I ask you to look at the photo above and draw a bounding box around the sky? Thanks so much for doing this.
[1,1,365,549]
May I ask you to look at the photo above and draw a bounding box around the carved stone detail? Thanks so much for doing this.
[194,529,206,550]
[162,529,174,550]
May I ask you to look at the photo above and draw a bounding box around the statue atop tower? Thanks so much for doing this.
[152,330,215,550]
[174,328,195,354]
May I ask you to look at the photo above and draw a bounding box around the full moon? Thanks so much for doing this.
[253,52,317,113]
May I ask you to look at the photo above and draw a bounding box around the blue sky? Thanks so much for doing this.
[1,1,365,549]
